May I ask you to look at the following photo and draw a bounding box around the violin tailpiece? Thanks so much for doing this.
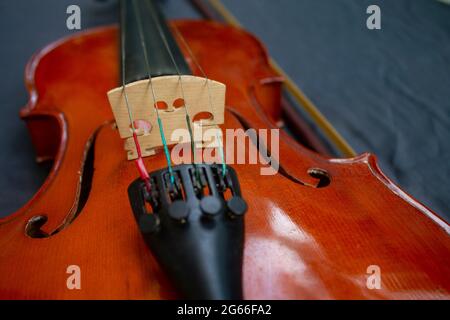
[128,163,247,299]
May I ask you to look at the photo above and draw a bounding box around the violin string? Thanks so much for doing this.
[145,0,201,182]
[120,1,151,192]
[132,0,175,185]
[171,24,227,177]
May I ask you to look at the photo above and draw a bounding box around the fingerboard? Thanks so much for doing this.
[120,0,191,84]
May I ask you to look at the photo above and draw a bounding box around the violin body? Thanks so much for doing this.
[0,20,449,299]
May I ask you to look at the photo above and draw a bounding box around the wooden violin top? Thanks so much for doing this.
[0,20,448,299]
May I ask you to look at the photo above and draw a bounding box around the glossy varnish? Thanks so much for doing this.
[0,21,449,299]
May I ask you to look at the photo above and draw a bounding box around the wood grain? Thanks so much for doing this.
[0,21,448,299]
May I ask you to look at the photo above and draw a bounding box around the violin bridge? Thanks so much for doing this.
[107,75,226,160]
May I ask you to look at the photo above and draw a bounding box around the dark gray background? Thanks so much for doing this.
[0,0,449,221]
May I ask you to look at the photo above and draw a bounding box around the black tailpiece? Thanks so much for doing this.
[128,164,247,299]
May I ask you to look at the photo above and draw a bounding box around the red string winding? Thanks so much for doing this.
[133,132,151,192]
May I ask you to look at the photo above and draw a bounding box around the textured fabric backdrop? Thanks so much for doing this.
[0,0,449,222]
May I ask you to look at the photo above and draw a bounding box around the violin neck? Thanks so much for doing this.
[120,0,191,84]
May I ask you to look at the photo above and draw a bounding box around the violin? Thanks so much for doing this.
[0,0,449,299]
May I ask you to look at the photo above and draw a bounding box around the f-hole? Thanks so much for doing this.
[228,108,331,188]
[25,215,49,238]
[25,124,103,238]
[307,168,331,188]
